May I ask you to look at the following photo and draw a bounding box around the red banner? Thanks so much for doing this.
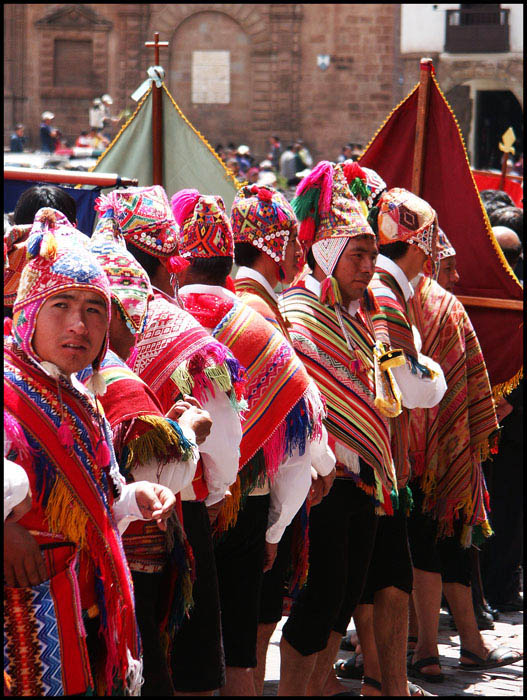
[359,72,523,396]
[472,170,523,208]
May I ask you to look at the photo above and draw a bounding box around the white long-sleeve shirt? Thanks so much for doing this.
[4,458,30,521]
[180,282,315,542]
[124,422,199,496]
[374,255,447,409]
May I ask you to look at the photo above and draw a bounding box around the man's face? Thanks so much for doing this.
[281,230,304,285]
[437,255,460,292]
[109,301,136,361]
[333,236,378,303]
[33,289,108,374]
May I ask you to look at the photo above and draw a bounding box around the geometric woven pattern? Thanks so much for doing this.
[95,185,179,258]
[231,185,297,263]
[178,195,234,259]
[436,227,456,260]
[376,187,437,257]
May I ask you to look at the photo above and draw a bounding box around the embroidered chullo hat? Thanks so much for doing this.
[95,185,180,257]
[373,187,438,259]
[171,189,234,259]
[436,227,456,260]
[230,184,298,263]
[89,217,154,335]
[12,207,111,394]
[291,161,375,305]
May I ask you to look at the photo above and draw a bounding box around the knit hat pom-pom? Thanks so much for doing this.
[26,231,45,259]
[342,161,366,185]
[171,189,201,225]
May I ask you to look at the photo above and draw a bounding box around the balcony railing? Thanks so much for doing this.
[445,8,509,53]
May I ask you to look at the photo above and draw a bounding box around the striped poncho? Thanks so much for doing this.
[234,276,293,340]
[4,338,141,697]
[279,279,398,515]
[181,288,324,532]
[130,290,246,502]
[370,267,434,489]
[408,275,499,546]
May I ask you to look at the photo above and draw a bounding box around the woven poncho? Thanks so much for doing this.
[130,290,246,501]
[408,275,499,546]
[234,275,292,340]
[279,280,398,515]
[181,288,324,532]
[4,338,140,696]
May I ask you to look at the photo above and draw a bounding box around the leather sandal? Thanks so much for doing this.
[334,652,364,679]
[407,655,445,683]
[459,646,523,671]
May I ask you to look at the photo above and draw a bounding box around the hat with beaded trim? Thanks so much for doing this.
[436,227,456,260]
[94,185,179,259]
[291,161,375,306]
[171,188,234,259]
[89,218,154,335]
[12,207,111,395]
[373,187,438,259]
[230,184,298,264]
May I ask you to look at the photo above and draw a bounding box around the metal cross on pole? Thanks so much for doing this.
[145,32,169,185]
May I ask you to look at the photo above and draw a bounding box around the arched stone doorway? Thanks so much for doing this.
[168,11,251,150]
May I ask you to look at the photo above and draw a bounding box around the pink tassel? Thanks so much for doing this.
[165,254,190,273]
[58,420,74,449]
[171,189,201,225]
[96,438,111,468]
[275,204,289,224]
[295,161,334,214]
[319,276,342,306]
[94,192,114,214]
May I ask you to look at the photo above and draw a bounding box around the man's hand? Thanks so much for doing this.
[206,497,225,525]
[134,481,177,531]
[308,474,325,506]
[5,488,33,523]
[263,541,278,572]
[4,522,47,587]
[319,468,336,499]
[167,395,213,445]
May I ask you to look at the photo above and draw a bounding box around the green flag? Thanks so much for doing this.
[90,84,241,209]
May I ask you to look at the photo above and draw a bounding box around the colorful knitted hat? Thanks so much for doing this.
[89,220,154,335]
[230,184,298,263]
[436,227,456,260]
[95,185,179,259]
[12,207,111,393]
[4,223,32,307]
[341,160,387,212]
[292,161,375,305]
[171,189,234,259]
[374,187,438,259]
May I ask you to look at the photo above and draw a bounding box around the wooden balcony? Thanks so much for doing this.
[445,8,509,53]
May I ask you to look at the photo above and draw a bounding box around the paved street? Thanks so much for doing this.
[260,606,523,696]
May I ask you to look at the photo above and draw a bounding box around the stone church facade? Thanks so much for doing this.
[4,4,522,167]
[4,3,403,162]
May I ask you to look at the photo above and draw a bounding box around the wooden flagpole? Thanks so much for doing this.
[145,32,169,186]
[411,58,434,197]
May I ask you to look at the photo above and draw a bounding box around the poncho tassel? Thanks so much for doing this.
[58,420,75,450]
[319,275,342,307]
[123,415,195,475]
